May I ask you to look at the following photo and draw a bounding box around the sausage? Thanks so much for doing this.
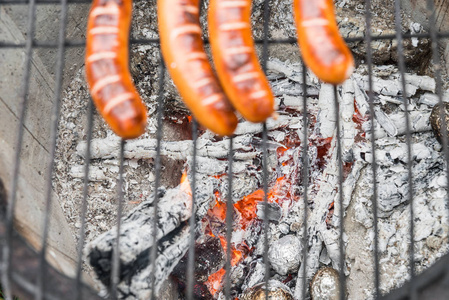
[158,0,238,136]
[208,0,275,123]
[85,0,147,139]
[293,0,354,85]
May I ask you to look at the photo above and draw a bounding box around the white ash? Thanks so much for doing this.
[268,235,302,276]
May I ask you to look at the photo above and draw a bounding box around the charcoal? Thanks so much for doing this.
[172,235,225,283]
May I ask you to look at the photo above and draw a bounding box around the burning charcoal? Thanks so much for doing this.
[310,267,341,300]
[172,235,225,283]
[241,280,294,300]
[430,102,449,144]
[192,283,213,299]
[173,279,213,300]
[268,235,301,276]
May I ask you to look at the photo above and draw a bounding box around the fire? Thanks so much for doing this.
[234,190,263,229]
[180,171,192,196]
[199,131,306,297]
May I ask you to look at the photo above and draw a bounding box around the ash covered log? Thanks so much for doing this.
[75,116,300,162]
[85,175,217,299]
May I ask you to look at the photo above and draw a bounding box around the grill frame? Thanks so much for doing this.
[0,0,448,299]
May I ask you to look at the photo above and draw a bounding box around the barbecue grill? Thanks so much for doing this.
[1,0,449,299]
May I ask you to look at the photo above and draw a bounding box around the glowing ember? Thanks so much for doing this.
[353,102,368,142]
[235,190,263,229]
[314,137,333,170]
[218,236,244,266]
[204,268,226,296]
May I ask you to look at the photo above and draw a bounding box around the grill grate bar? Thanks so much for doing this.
[36,0,69,298]
[186,119,198,300]
[149,52,166,300]
[224,136,234,299]
[1,0,37,299]
[261,0,271,298]
[333,85,346,300]
[300,61,309,300]
[364,0,381,297]
[393,1,417,299]
[261,122,270,300]
[74,99,94,300]
[426,0,449,282]
[2,32,448,49]
[110,140,126,300]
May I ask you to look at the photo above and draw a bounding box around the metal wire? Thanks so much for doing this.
[110,140,125,300]
[186,118,198,300]
[4,33,449,49]
[36,0,68,299]
[300,61,309,300]
[261,0,271,298]
[149,52,165,300]
[426,0,449,269]
[333,85,346,300]
[364,0,380,297]
[1,0,37,299]
[224,136,234,299]
[73,99,94,300]
[393,2,417,300]
[2,0,449,299]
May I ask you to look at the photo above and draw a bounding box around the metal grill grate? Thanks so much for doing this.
[1,0,449,299]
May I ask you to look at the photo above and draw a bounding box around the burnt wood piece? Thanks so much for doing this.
[172,235,225,283]
[85,176,217,299]
[0,178,101,300]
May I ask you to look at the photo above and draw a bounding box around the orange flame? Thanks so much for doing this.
[180,172,192,197]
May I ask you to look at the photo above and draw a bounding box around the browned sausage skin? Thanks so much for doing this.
[85,0,147,139]
[208,0,275,123]
[293,0,354,85]
[158,0,238,136]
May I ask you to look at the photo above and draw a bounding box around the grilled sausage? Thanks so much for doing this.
[208,0,275,123]
[86,0,147,139]
[293,0,354,85]
[158,0,238,136]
